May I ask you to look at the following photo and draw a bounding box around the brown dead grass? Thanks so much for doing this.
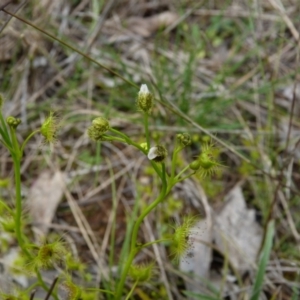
[0,0,300,299]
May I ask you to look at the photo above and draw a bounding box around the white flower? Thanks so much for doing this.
[147,145,167,162]
[136,84,153,114]
[148,146,158,160]
[139,84,150,95]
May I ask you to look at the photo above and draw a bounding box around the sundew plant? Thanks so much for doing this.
[0,84,221,299]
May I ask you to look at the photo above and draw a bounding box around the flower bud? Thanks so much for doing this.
[136,84,154,114]
[189,160,201,171]
[92,117,110,132]
[6,116,21,129]
[177,133,191,147]
[140,142,148,151]
[88,117,110,141]
[198,152,216,169]
[147,145,168,163]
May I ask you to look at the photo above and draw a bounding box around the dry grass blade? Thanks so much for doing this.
[44,277,58,300]
[1,0,300,298]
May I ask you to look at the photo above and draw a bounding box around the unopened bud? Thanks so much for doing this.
[137,84,154,114]
[148,145,168,163]
[6,116,21,129]
[177,133,191,147]
[88,117,110,141]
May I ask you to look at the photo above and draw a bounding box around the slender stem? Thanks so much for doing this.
[141,238,169,249]
[12,154,23,248]
[9,127,21,159]
[144,114,150,150]
[125,280,139,300]
[171,145,181,181]
[20,129,40,155]
[12,153,59,300]
[115,164,167,298]
[175,165,191,181]
[9,128,59,300]
[176,172,195,183]
[110,128,163,180]
[110,128,147,153]
[115,249,137,299]
[102,135,125,143]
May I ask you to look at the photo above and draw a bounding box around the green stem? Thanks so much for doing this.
[9,127,21,159]
[115,164,167,299]
[110,128,163,180]
[20,129,40,155]
[141,238,169,249]
[102,135,125,143]
[144,114,150,150]
[11,154,59,300]
[110,128,147,154]
[171,145,181,182]
[175,165,191,181]
[125,280,139,300]
[176,172,195,183]
[9,128,59,300]
[12,154,23,248]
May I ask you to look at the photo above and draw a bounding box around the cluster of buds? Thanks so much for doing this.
[87,116,110,141]
[6,116,21,129]
[177,133,191,147]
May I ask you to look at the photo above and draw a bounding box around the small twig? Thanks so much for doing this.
[44,277,59,300]
[30,290,36,300]
[0,0,27,34]
[0,0,11,11]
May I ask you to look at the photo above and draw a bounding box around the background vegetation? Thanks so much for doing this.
[0,0,299,299]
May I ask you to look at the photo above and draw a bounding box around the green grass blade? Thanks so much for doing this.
[250,220,275,300]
